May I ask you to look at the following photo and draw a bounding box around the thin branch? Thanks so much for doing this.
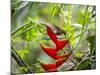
[14,26,35,37]
[69,58,77,66]
[74,56,95,70]
[74,6,89,50]
[11,45,33,73]
[11,23,29,36]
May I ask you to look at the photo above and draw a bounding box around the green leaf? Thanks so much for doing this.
[75,51,84,58]
[51,5,61,23]
[20,67,28,72]
[17,50,30,58]
[20,23,37,41]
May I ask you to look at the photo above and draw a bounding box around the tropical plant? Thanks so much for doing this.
[11,0,96,74]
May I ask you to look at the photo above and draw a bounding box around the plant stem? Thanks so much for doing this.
[74,6,89,50]
[11,45,33,73]
[12,25,36,38]
[11,23,29,36]
[74,56,95,70]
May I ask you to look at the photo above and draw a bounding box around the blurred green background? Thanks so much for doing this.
[11,0,96,74]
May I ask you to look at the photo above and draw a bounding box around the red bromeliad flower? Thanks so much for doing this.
[39,25,72,72]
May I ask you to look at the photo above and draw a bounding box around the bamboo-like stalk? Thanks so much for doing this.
[11,45,33,74]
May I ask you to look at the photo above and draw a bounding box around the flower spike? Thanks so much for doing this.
[39,25,71,72]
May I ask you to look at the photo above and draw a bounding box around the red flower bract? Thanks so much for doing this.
[39,25,71,72]
[56,39,69,51]
[40,57,69,72]
[47,25,69,51]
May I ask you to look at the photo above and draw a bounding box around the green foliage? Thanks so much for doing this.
[75,50,84,58]
[11,0,96,73]
[16,50,30,58]
[33,63,45,73]
[51,4,61,23]
[86,35,96,55]
[20,67,28,72]
[77,59,93,70]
